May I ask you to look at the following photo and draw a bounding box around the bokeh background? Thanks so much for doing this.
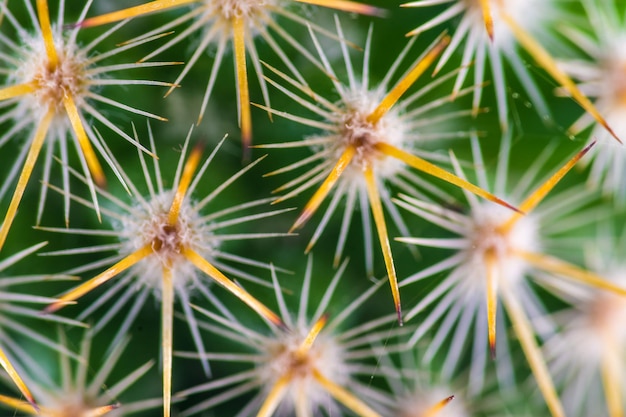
[0,0,620,416]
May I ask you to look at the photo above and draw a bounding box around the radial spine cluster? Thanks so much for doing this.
[1,1,626,417]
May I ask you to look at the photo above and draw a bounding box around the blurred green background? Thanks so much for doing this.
[0,0,617,416]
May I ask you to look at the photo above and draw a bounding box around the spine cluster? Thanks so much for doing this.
[0,1,624,417]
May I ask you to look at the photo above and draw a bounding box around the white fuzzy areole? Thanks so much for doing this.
[578,271,626,359]
[11,31,90,125]
[459,0,551,49]
[547,271,626,388]
[463,203,540,293]
[596,34,626,110]
[211,0,274,18]
[118,191,215,295]
[47,392,103,417]
[259,324,348,413]
[329,90,407,183]
[198,0,276,38]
